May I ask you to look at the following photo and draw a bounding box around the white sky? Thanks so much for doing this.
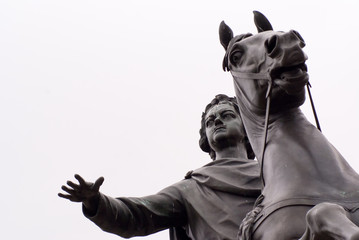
[1,0,359,239]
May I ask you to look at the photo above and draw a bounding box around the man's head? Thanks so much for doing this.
[199,94,255,160]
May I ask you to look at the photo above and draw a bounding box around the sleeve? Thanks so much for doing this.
[82,183,187,238]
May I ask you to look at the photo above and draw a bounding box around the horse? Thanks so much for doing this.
[219,11,359,240]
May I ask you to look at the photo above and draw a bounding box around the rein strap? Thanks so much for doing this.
[306,82,321,132]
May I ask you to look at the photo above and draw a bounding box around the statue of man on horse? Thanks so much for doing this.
[219,11,359,240]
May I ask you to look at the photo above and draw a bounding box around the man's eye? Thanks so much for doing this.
[206,120,214,127]
[230,51,242,63]
[223,113,235,119]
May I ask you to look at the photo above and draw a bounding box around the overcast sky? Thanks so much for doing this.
[1,0,359,239]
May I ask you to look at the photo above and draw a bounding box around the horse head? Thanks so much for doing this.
[219,11,309,115]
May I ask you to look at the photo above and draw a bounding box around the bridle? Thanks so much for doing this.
[230,69,273,186]
[229,69,321,187]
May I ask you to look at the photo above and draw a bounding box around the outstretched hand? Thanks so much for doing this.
[58,174,104,212]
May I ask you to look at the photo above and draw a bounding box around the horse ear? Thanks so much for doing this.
[253,11,273,32]
[219,21,233,50]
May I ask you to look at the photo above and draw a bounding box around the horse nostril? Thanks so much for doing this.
[265,35,278,57]
[291,30,306,48]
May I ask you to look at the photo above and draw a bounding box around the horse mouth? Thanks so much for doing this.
[272,63,308,81]
[270,63,309,94]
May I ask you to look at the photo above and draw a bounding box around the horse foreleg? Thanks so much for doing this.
[299,202,359,240]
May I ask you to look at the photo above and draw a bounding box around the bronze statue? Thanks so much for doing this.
[59,94,262,239]
[219,11,359,240]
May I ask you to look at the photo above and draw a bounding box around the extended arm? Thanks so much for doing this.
[59,175,187,238]
[85,189,187,238]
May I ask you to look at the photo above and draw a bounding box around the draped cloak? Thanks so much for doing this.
[83,158,261,239]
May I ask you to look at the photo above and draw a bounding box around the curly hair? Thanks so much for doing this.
[199,94,255,160]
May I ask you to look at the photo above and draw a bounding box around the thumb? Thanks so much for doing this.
[93,176,104,191]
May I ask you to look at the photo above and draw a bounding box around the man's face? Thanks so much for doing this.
[204,103,245,151]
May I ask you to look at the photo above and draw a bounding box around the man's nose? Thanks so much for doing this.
[214,117,223,126]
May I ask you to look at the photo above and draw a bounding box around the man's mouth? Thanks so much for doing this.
[214,127,226,132]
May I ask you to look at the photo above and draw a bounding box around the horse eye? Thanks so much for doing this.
[230,51,242,63]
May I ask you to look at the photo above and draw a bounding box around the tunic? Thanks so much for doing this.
[83,158,261,239]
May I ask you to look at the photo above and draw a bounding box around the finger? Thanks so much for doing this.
[93,176,104,191]
[58,193,81,202]
[61,185,76,195]
[74,174,85,185]
[67,180,80,190]
[58,192,72,199]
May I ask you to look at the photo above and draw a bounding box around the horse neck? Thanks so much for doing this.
[239,92,359,203]
[239,102,308,161]
[241,102,357,189]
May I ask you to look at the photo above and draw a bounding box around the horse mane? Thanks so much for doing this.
[238,194,264,240]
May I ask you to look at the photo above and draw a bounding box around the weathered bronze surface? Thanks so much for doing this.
[220,11,359,240]
[59,94,262,239]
